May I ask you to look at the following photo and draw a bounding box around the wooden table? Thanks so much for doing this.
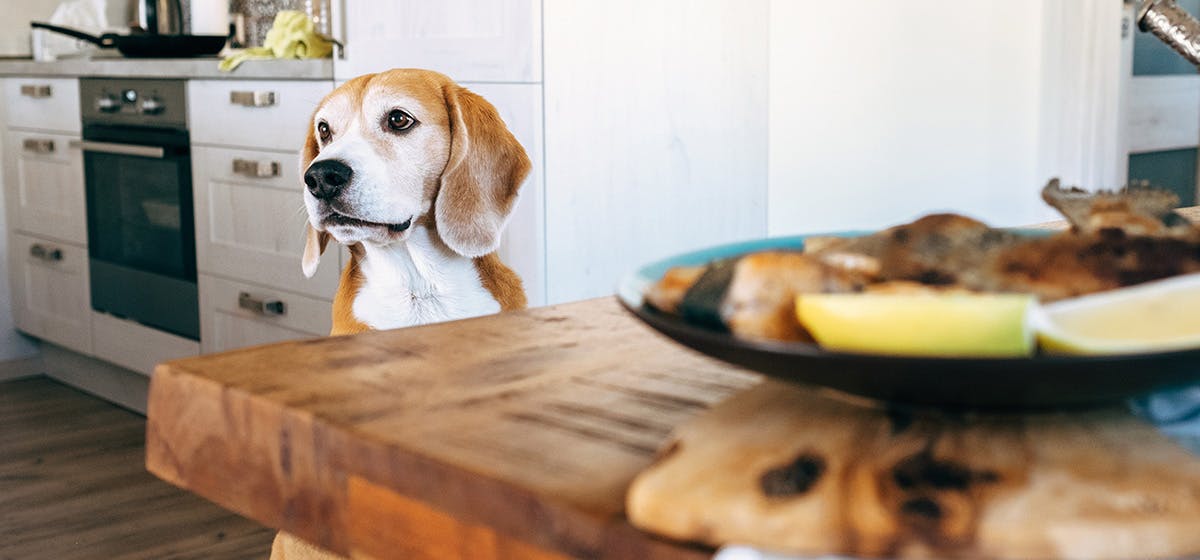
[146,298,761,559]
[146,208,1200,559]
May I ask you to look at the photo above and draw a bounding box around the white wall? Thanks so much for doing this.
[767,0,1053,235]
[543,0,769,303]
[2,0,134,56]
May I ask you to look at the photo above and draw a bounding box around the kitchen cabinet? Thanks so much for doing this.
[190,79,336,349]
[332,0,541,83]
[3,130,87,245]
[8,232,91,353]
[1,78,81,133]
[188,80,333,152]
[192,146,339,299]
[198,274,330,354]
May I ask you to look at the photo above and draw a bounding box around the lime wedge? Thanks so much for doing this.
[796,293,1035,357]
[1032,273,1200,355]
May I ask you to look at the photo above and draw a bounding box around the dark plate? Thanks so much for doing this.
[617,232,1200,410]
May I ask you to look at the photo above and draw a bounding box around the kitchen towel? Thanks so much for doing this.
[219,10,332,71]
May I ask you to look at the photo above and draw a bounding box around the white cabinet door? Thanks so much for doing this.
[9,232,91,354]
[188,80,333,152]
[1,78,81,133]
[467,83,545,306]
[3,130,86,244]
[334,0,541,83]
[193,146,339,299]
[199,274,332,354]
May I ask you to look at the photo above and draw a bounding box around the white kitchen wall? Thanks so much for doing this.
[768,0,1053,235]
[544,0,769,304]
[2,0,134,56]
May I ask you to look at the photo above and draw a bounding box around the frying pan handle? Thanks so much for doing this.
[30,22,109,47]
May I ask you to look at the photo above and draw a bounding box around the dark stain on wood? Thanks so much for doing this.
[505,411,659,456]
[279,426,293,477]
[760,453,826,497]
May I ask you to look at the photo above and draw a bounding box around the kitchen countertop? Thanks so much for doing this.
[0,56,332,80]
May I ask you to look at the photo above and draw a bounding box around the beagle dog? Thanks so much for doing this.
[301,68,530,336]
[270,69,530,560]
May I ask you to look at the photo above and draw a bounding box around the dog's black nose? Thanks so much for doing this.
[304,159,353,200]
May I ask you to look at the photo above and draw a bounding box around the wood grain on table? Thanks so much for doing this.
[145,298,760,559]
[147,208,1200,559]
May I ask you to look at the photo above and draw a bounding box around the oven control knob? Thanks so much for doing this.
[96,95,120,113]
[140,96,165,115]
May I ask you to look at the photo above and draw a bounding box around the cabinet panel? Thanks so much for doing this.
[4,130,87,244]
[188,80,333,151]
[543,1,769,303]
[10,232,91,354]
[467,83,544,306]
[199,274,331,354]
[193,146,338,299]
[91,312,198,376]
[2,78,81,133]
[335,0,541,83]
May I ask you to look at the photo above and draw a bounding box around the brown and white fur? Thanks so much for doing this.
[301,68,529,336]
[271,69,530,559]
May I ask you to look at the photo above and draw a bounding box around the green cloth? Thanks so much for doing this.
[220,10,333,72]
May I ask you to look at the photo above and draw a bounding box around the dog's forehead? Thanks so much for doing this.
[317,73,448,125]
[363,75,448,123]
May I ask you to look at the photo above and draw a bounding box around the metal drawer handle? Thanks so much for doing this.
[239,292,287,316]
[232,158,281,178]
[22,138,55,154]
[19,84,52,98]
[70,140,165,159]
[29,244,62,262]
[229,91,277,107]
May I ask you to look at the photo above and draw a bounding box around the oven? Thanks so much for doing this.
[79,78,198,340]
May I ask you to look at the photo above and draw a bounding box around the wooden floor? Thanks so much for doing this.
[0,375,275,560]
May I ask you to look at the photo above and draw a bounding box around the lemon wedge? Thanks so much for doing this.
[1032,273,1200,355]
[795,293,1036,357]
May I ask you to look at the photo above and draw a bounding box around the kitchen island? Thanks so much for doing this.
[145,261,1200,559]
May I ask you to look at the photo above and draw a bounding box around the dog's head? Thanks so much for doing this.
[300,69,531,277]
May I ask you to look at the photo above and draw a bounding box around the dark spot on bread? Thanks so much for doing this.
[760,453,826,497]
[901,497,942,519]
[892,450,999,491]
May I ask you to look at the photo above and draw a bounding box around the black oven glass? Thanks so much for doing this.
[83,124,199,339]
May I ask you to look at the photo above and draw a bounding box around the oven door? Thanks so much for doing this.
[82,125,199,340]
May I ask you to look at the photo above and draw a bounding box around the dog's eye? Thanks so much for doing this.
[317,121,331,142]
[386,109,416,132]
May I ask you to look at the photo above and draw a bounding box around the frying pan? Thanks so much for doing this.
[31,22,226,58]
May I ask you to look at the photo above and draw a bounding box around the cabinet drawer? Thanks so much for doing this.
[3,130,87,244]
[2,78,81,133]
[188,80,332,151]
[9,233,91,354]
[193,146,340,298]
[199,275,331,354]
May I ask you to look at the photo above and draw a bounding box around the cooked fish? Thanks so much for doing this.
[1041,178,1190,236]
[644,181,1200,341]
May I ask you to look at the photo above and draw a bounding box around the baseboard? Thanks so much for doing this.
[0,356,44,382]
[41,343,149,415]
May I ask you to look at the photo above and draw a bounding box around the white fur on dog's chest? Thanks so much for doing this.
[352,228,499,329]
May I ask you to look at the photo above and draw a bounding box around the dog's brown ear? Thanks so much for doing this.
[300,117,329,277]
[436,83,531,258]
[302,224,330,278]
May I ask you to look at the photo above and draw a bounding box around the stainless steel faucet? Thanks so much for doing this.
[1138,0,1200,66]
